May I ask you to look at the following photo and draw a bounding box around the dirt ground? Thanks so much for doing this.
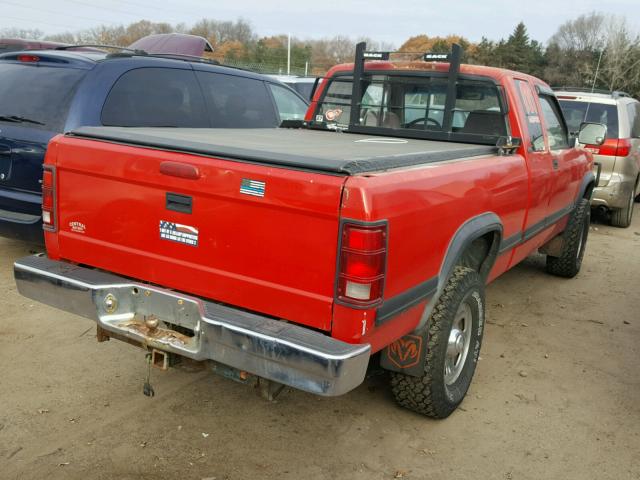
[0,213,638,480]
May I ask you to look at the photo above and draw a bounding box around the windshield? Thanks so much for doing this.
[317,74,507,138]
[0,63,87,132]
[558,100,619,139]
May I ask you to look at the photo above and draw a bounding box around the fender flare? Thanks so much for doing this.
[577,171,596,202]
[416,212,502,330]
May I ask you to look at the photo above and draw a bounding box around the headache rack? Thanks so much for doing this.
[349,42,463,133]
[307,42,517,148]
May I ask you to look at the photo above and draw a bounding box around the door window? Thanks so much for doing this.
[514,79,544,151]
[196,72,278,128]
[102,68,209,127]
[267,83,308,122]
[538,96,569,149]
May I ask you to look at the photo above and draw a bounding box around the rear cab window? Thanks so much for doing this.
[316,74,507,137]
[0,62,87,132]
[102,68,209,127]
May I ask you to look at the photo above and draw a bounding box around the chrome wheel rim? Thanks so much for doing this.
[444,301,473,385]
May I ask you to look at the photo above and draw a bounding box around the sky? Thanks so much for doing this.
[1,0,639,45]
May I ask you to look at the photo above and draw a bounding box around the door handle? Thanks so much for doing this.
[160,161,200,180]
[0,144,10,156]
[552,157,559,170]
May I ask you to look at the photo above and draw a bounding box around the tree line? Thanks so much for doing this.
[2,12,639,97]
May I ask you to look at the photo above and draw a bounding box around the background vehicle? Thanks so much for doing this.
[0,48,308,244]
[268,75,321,101]
[556,88,640,227]
[15,44,601,419]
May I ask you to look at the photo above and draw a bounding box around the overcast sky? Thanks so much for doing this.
[2,0,639,45]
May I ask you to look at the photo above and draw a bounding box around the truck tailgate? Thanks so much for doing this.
[46,136,346,331]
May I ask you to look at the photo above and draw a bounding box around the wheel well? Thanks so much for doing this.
[455,231,500,279]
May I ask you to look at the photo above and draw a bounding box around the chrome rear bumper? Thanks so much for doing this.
[14,255,370,396]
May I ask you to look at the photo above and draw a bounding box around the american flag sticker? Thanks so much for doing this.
[159,221,199,247]
[240,178,266,197]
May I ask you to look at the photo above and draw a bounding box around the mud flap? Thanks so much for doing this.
[380,331,428,377]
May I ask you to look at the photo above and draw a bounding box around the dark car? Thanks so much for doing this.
[0,49,309,244]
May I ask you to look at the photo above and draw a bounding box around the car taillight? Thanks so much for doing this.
[336,221,387,307]
[42,167,55,230]
[586,138,632,157]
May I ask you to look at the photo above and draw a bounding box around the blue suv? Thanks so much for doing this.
[0,49,309,244]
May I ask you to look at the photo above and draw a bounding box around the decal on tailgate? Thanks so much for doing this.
[240,178,266,197]
[159,220,199,247]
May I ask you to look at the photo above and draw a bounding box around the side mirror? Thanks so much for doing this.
[578,122,607,146]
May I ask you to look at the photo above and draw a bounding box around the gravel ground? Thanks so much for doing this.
[0,213,638,480]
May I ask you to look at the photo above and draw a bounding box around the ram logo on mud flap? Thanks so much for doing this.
[387,335,423,369]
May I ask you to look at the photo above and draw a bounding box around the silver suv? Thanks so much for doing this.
[556,88,640,227]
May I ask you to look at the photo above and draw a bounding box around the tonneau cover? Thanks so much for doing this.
[68,127,496,175]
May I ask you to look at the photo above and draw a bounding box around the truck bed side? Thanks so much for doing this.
[333,153,530,350]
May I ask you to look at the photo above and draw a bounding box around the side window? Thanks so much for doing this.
[514,79,544,151]
[196,72,278,128]
[538,96,569,149]
[267,84,308,122]
[628,102,640,138]
[102,68,208,127]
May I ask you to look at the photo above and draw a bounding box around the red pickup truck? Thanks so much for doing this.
[14,44,605,418]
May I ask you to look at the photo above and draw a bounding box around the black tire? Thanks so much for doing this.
[611,190,635,228]
[546,198,590,277]
[390,266,485,419]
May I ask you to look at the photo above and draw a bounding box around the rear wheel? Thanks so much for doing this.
[546,198,590,277]
[610,190,634,228]
[390,266,485,419]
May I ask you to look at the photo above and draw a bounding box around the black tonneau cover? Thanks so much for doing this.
[68,127,496,175]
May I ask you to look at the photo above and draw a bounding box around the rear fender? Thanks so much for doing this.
[380,213,502,376]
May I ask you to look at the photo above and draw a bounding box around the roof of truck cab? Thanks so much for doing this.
[67,127,496,175]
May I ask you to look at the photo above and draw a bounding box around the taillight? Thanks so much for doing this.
[336,221,387,307]
[586,138,631,157]
[42,166,55,231]
[17,54,40,63]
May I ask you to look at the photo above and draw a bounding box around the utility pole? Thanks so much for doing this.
[287,33,291,75]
